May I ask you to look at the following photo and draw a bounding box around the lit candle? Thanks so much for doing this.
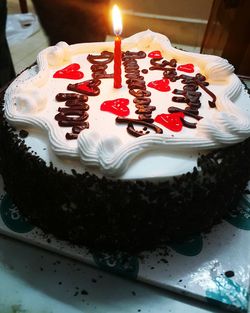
[112,5,122,89]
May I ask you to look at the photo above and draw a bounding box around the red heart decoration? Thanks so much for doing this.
[101,98,130,116]
[148,50,162,58]
[147,79,170,92]
[53,63,84,80]
[177,63,194,73]
[154,112,184,132]
[67,79,101,96]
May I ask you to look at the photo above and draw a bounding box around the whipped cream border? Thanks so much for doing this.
[4,30,250,177]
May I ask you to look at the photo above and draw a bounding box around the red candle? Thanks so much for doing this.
[112,5,122,89]
[114,35,122,88]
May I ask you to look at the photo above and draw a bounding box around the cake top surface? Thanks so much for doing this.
[4,30,250,179]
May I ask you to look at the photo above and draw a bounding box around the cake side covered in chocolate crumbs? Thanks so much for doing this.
[1,85,250,253]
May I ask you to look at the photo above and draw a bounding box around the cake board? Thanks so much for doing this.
[0,174,249,312]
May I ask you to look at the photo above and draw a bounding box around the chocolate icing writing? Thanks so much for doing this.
[180,118,197,129]
[66,121,90,140]
[68,79,101,96]
[149,58,174,71]
[133,97,151,106]
[148,56,217,129]
[150,58,177,70]
[56,93,88,102]
[172,96,188,103]
[55,109,88,124]
[129,89,151,98]
[168,106,203,120]
[116,117,163,137]
[121,50,161,134]
[65,100,89,110]
[87,51,113,64]
[88,52,114,79]
[54,49,217,139]
[55,92,90,140]
[196,79,216,108]
[123,51,146,59]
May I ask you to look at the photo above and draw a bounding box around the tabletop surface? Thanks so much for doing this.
[0,233,241,313]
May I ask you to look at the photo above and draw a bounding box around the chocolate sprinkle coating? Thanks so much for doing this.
[225,270,235,278]
[1,82,250,254]
[19,129,29,138]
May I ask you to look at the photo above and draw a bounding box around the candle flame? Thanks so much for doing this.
[112,5,122,36]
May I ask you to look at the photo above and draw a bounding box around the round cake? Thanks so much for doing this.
[1,30,250,253]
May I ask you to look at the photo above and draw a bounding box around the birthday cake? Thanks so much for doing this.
[1,30,250,253]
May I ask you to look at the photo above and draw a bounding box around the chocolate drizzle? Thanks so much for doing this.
[87,51,114,79]
[148,55,217,129]
[166,70,217,111]
[54,93,90,140]
[54,48,217,139]
[55,51,115,140]
[87,51,114,64]
[121,50,162,136]
[56,93,88,102]
[149,58,177,71]
[168,106,203,121]
[68,79,101,96]
[196,79,217,108]
[116,117,163,137]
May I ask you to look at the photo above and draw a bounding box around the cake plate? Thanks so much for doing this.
[0,173,249,312]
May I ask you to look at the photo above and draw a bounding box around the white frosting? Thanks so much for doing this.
[15,86,47,113]
[47,41,71,66]
[4,30,250,180]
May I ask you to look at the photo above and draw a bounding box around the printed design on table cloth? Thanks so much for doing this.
[92,251,139,279]
[225,194,250,230]
[0,193,34,233]
[205,273,249,312]
[169,234,203,256]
